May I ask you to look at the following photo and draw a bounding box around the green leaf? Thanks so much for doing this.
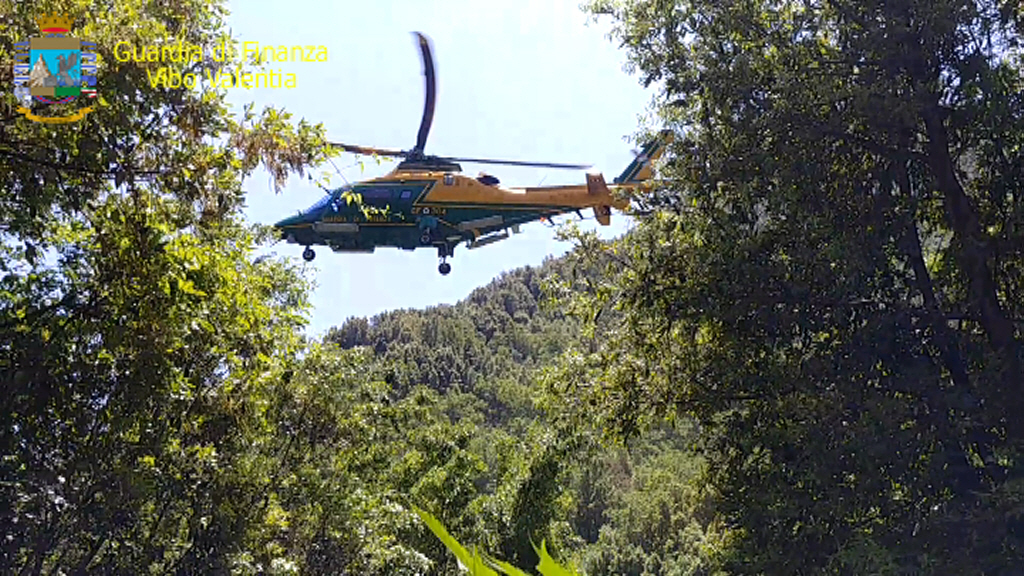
[486,556,534,576]
[412,506,500,576]
[532,540,578,576]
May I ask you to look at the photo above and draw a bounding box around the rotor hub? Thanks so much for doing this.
[396,156,462,173]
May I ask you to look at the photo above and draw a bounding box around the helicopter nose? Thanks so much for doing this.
[272,214,305,239]
[273,214,303,228]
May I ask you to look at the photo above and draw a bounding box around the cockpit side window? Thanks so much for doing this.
[305,185,351,212]
[361,188,392,199]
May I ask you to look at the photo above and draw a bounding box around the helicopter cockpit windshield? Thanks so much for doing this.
[304,185,352,213]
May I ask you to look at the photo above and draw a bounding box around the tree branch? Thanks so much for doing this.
[0,146,161,179]
[892,160,971,389]
[921,107,1020,361]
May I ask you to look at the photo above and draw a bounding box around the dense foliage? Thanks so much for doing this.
[326,261,713,574]
[1,4,705,562]
[6,0,1023,574]
[1,1,334,572]
[551,0,1024,573]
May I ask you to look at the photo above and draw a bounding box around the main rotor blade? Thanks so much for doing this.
[328,142,591,170]
[328,142,408,157]
[413,32,436,154]
[439,156,591,170]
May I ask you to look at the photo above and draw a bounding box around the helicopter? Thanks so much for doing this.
[273,32,670,275]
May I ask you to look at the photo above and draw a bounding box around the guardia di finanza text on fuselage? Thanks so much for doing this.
[113,39,328,89]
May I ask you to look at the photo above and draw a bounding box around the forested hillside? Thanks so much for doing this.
[4,0,1024,574]
[321,255,716,574]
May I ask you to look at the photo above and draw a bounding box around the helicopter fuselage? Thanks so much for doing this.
[274,166,629,270]
[271,31,670,275]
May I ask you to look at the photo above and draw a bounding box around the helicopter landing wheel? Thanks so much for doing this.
[302,247,316,262]
[438,261,451,275]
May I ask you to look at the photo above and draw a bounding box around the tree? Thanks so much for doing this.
[1,1,334,572]
[556,0,1024,572]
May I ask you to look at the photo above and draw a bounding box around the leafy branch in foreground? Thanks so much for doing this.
[413,506,578,576]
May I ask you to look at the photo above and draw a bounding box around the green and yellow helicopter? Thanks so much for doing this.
[273,33,669,275]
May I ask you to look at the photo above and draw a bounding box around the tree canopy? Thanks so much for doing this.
[5,0,1024,574]
[551,0,1024,572]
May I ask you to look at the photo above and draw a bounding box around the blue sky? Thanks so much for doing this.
[226,0,651,336]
